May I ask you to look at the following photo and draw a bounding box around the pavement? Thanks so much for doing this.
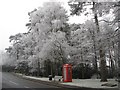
[13,72,119,90]
[61,79,118,89]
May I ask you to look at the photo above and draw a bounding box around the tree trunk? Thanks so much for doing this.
[109,49,115,77]
[37,59,40,76]
[93,2,107,82]
[54,61,58,76]
[108,39,115,78]
[51,62,53,76]
[92,30,98,76]
[16,49,19,60]
[118,25,120,89]
[80,48,84,79]
[117,2,120,89]
[99,46,107,82]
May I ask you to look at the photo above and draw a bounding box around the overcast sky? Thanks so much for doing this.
[0,0,89,51]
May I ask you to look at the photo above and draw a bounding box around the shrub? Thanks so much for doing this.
[72,63,94,79]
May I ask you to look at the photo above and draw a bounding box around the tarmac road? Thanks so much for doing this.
[2,72,59,90]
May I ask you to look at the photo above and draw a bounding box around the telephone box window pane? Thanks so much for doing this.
[64,68,66,80]
[68,67,71,80]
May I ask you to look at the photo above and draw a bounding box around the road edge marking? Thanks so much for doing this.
[9,81,19,85]
[24,86,29,88]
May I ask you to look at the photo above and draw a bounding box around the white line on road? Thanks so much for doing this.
[24,86,36,90]
[9,81,19,85]
[24,86,29,88]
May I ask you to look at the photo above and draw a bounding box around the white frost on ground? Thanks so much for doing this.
[61,79,118,88]
[23,75,49,82]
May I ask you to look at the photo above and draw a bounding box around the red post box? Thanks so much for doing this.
[63,64,72,82]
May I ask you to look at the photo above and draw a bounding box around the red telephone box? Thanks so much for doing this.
[63,64,72,82]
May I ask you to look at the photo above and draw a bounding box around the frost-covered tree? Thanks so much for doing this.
[68,0,119,81]
[24,2,70,76]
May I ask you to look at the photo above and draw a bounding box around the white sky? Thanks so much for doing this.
[0,0,87,51]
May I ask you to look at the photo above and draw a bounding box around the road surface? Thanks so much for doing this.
[2,72,60,90]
